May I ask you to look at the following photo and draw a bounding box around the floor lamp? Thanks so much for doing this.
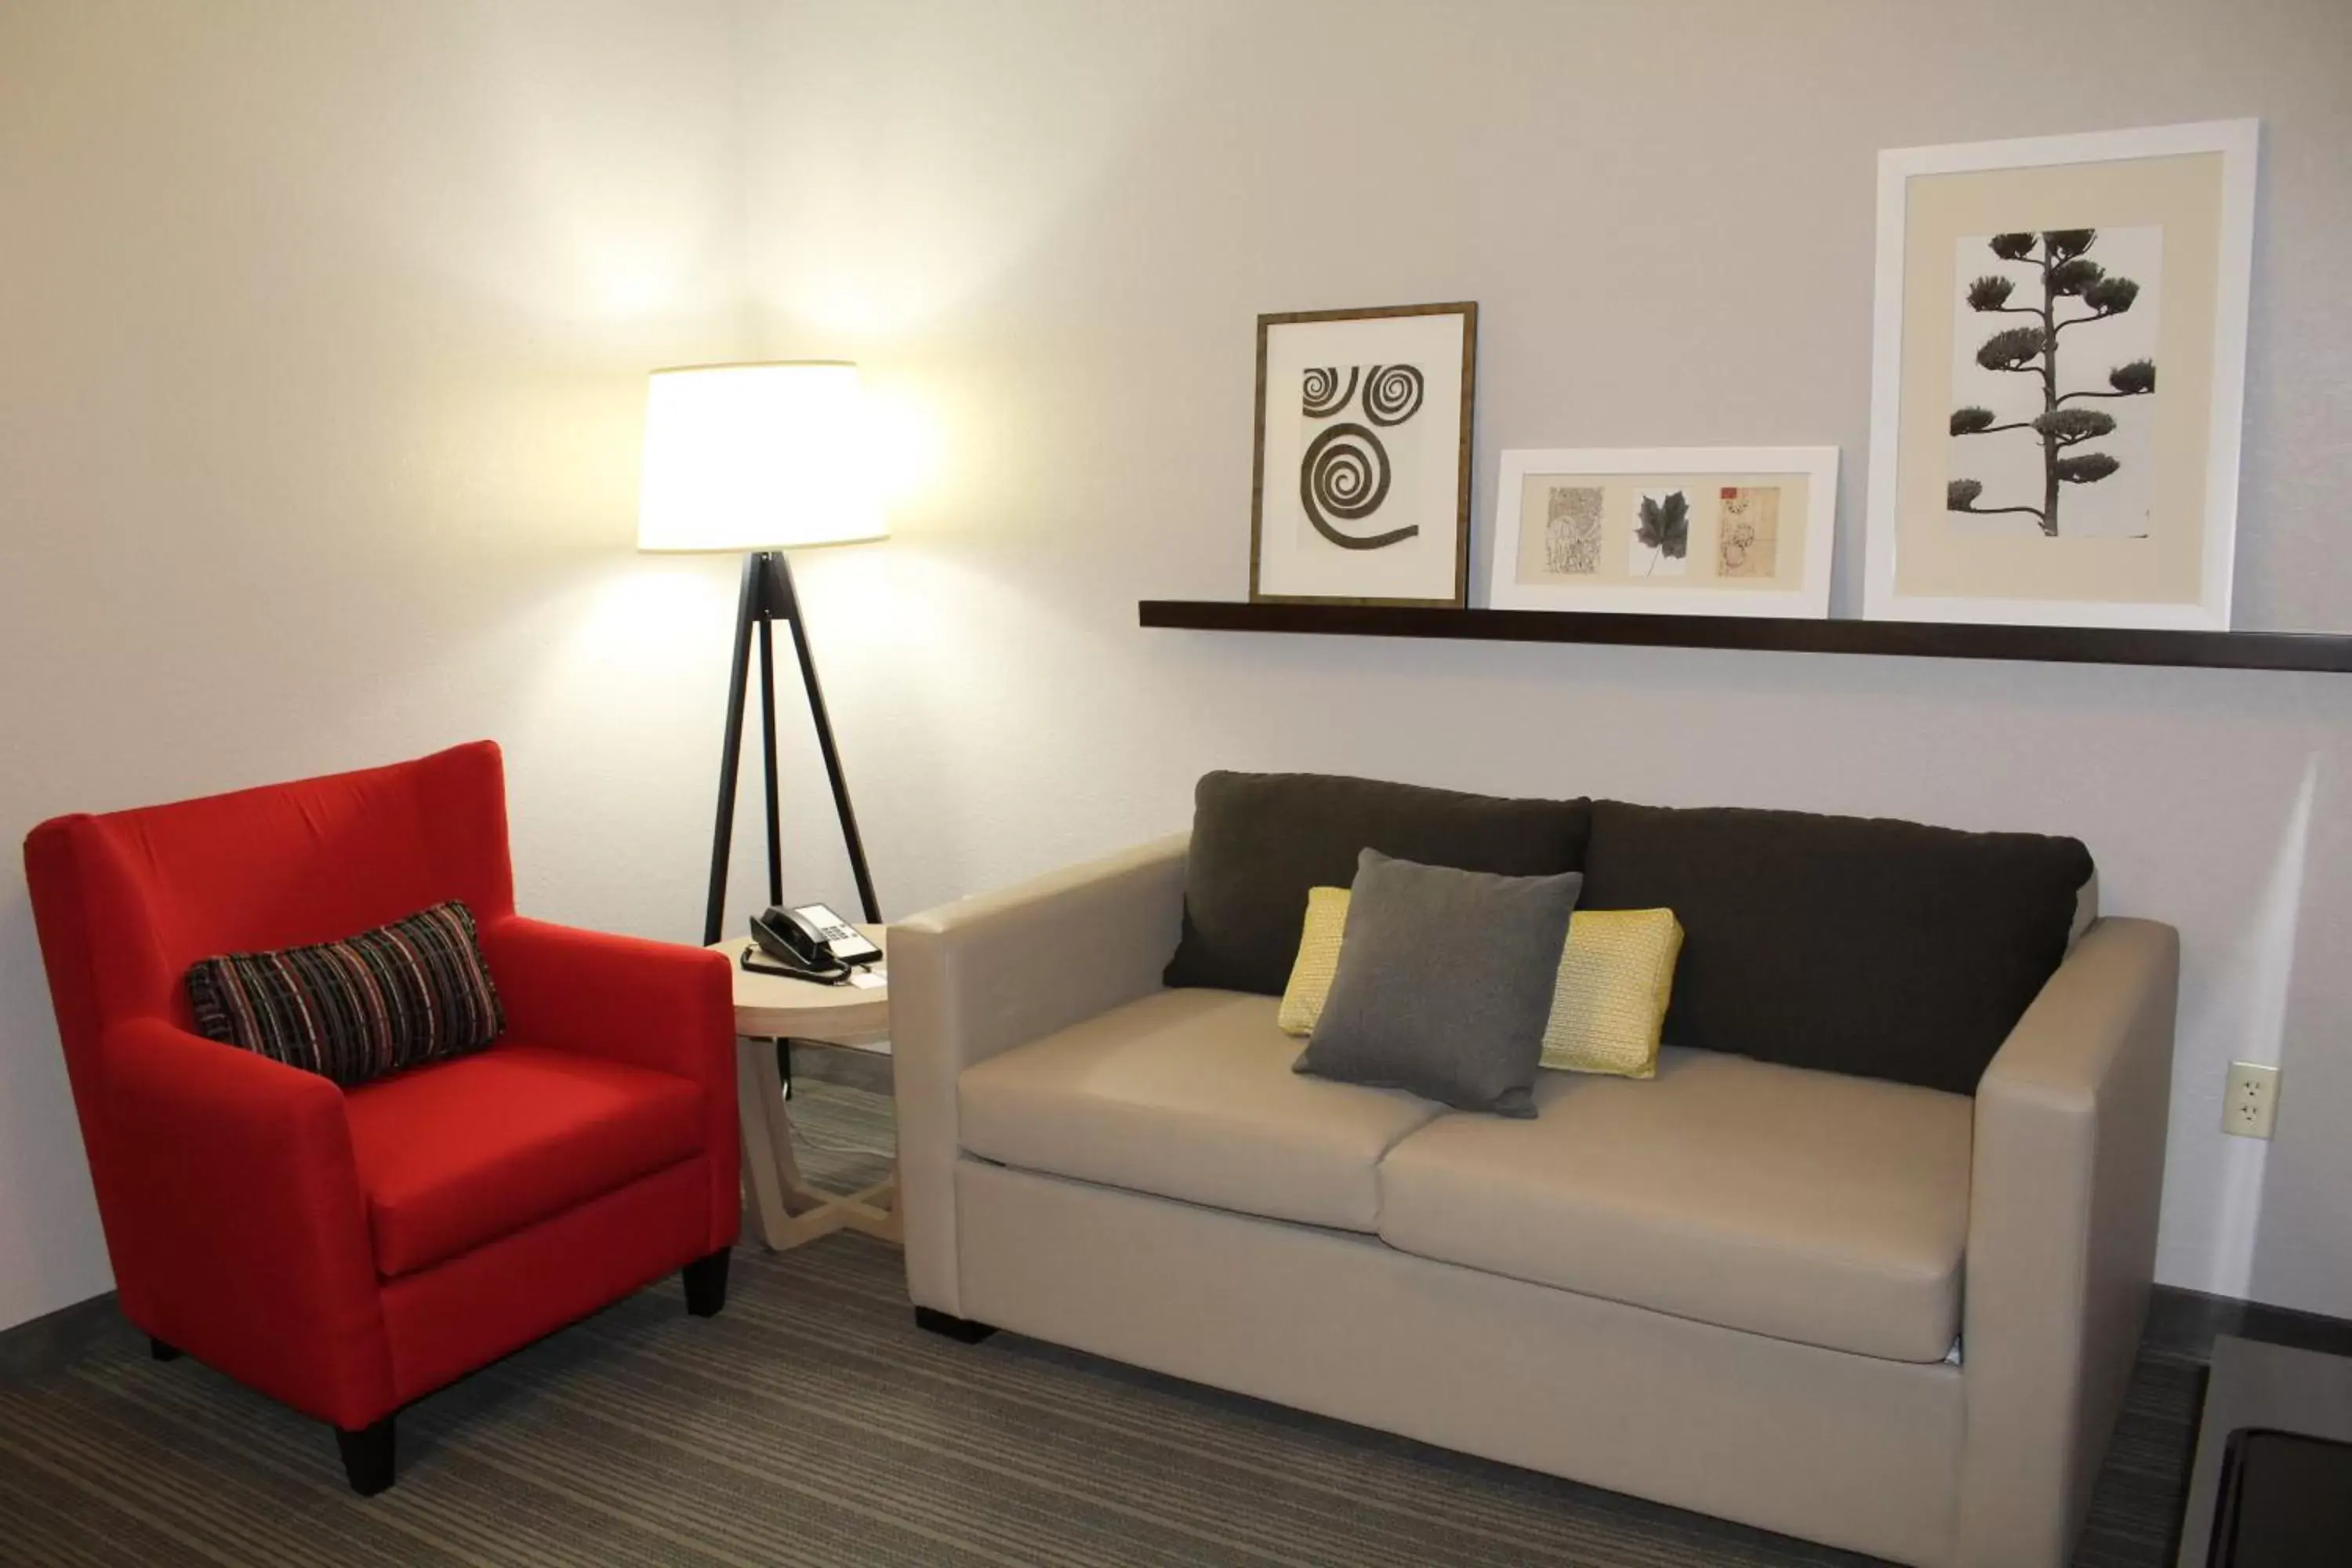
[637,361,886,946]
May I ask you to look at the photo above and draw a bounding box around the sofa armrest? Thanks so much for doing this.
[103,1018,395,1428]
[1957,916,2178,1568]
[480,916,739,1250]
[889,832,1189,1313]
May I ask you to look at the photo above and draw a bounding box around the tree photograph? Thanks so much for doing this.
[1945,226,2161,539]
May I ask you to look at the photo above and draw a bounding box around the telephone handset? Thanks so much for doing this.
[746,902,881,984]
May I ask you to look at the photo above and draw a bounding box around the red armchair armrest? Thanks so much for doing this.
[481,917,735,1076]
[103,1018,394,1428]
[479,916,739,1249]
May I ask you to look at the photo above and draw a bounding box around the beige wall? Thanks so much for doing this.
[736,0,2352,1316]
[0,0,760,1330]
[5,0,2349,1334]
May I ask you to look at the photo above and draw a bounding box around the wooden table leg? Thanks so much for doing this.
[736,1036,793,1249]
[737,1035,887,1250]
[835,1162,902,1243]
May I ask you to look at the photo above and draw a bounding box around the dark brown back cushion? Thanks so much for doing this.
[1580,800,2092,1095]
[1164,771,1592,996]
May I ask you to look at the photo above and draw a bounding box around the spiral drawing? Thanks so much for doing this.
[1301,365,1358,419]
[1360,363,1424,426]
[1299,422,1414,550]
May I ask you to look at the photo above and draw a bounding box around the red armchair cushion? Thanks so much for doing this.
[346,1042,703,1278]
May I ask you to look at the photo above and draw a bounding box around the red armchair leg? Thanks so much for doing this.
[149,1337,183,1362]
[336,1417,397,1496]
[683,1247,731,1318]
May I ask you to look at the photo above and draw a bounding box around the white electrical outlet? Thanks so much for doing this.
[2223,1061,2279,1139]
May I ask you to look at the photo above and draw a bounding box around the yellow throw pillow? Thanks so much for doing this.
[1278,890,1682,1081]
[1276,885,1352,1036]
[1540,907,1683,1080]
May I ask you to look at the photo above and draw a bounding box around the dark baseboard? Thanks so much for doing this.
[0,1290,128,1381]
[2147,1283,2352,1363]
[9,1280,2346,1382]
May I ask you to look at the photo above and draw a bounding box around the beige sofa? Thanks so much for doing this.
[891,833,2177,1567]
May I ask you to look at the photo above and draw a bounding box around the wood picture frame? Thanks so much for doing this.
[1248,302,1476,607]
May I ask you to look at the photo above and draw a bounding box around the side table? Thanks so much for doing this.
[2180,1335,2352,1566]
[710,929,898,1250]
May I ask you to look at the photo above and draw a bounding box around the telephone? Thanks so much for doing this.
[746,902,881,984]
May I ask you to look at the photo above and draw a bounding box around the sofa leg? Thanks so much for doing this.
[149,1337,183,1363]
[683,1247,731,1318]
[914,1306,997,1345]
[335,1417,396,1497]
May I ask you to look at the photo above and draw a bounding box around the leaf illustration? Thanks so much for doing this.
[1635,491,1690,560]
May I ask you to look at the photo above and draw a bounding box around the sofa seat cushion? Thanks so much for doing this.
[346,1042,704,1278]
[958,989,1443,1232]
[1376,1047,1972,1362]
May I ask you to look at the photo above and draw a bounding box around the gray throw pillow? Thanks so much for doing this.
[1295,849,1582,1117]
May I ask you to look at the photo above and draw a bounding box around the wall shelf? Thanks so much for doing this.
[1137,600,2352,674]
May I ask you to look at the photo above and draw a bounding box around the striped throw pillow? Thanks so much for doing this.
[184,902,504,1087]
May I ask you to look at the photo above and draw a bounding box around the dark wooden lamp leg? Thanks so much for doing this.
[700,550,882,950]
[683,1247,732,1318]
[914,1307,996,1345]
[336,1417,396,1497]
[149,1337,182,1362]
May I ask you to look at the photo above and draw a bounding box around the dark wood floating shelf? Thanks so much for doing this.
[1138,600,2352,674]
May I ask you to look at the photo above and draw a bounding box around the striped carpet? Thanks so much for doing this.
[0,1081,2200,1566]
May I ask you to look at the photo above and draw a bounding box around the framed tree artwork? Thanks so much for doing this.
[1249,303,1476,605]
[1864,120,2256,630]
[1486,447,1839,618]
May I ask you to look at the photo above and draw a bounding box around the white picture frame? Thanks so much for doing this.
[1485,446,1839,619]
[1864,119,2257,630]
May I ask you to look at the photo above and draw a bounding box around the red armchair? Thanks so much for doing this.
[22,742,739,1494]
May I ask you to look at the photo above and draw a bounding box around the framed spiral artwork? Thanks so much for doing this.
[1248,302,1476,605]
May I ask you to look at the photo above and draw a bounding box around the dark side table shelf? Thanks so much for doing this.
[2178,1336,2352,1567]
[1138,600,2352,675]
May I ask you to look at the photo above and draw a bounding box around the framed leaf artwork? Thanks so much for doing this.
[1864,120,2258,630]
[1248,303,1476,606]
[1486,447,1839,618]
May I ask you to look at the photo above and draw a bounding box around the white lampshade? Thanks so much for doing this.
[636,361,887,552]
